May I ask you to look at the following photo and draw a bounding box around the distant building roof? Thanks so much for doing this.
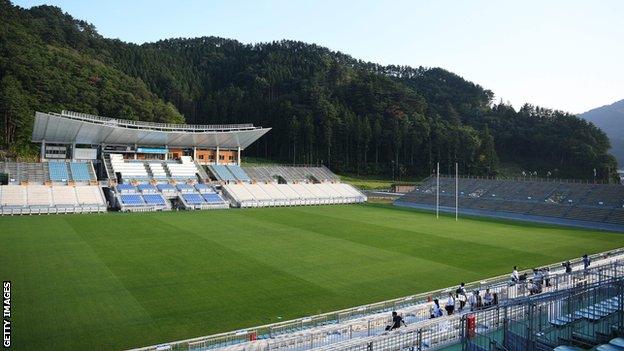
[31,111,270,149]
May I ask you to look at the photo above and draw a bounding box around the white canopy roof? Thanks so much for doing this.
[32,111,271,149]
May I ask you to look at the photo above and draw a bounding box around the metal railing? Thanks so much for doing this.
[462,265,624,351]
[57,110,258,132]
[128,249,624,351]
[432,173,621,186]
[320,262,624,351]
[313,263,624,351]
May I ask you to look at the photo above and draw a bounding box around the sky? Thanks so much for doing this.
[13,0,624,114]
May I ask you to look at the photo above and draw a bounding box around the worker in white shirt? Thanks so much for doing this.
[444,292,456,315]
[456,283,467,311]
[510,266,519,284]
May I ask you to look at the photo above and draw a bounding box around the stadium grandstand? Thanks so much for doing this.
[0,110,365,215]
[394,175,624,232]
[130,248,624,351]
[0,161,106,214]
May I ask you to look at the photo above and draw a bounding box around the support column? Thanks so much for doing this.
[237,147,241,166]
[215,146,220,165]
[71,142,76,161]
[193,147,197,162]
[40,140,46,162]
[164,145,168,160]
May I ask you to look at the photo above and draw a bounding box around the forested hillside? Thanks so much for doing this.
[0,0,617,181]
[581,99,624,168]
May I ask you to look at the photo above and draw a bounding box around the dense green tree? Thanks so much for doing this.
[0,0,617,181]
[0,75,32,155]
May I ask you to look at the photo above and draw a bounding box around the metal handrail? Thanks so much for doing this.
[57,110,258,132]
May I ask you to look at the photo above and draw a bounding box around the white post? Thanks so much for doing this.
[193,146,197,161]
[215,146,220,165]
[455,162,458,221]
[71,142,76,161]
[436,162,440,219]
[40,139,46,162]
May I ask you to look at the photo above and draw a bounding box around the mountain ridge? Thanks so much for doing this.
[580,99,624,168]
[0,0,617,181]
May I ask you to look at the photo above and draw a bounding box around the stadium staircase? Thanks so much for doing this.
[195,161,210,181]
[102,153,114,181]
[144,163,154,180]
[128,248,624,351]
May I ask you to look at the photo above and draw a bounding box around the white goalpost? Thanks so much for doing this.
[455,162,458,221]
[436,162,439,219]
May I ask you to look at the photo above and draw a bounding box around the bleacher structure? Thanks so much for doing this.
[129,249,624,351]
[107,154,229,212]
[113,182,229,212]
[4,111,366,214]
[0,161,106,215]
[108,154,210,184]
[242,165,340,183]
[207,165,366,207]
[395,176,624,231]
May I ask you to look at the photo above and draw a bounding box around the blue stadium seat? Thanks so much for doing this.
[142,194,166,205]
[194,183,214,193]
[116,183,136,193]
[176,183,194,193]
[137,183,156,193]
[182,193,206,204]
[202,193,224,203]
[226,165,251,182]
[156,183,176,192]
[69,162,92,181]
[120,194,144,205]
[48,162,69,181]
[211,165,237,181]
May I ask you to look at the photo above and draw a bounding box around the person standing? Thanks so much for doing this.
[563,260,572,285]
[445,292,456,315]
[582,254,591,271]
[469,290,481,311]
[456,283,467,311]
[564,261,572,274]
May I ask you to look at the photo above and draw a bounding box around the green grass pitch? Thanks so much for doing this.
[1,204,624,350]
